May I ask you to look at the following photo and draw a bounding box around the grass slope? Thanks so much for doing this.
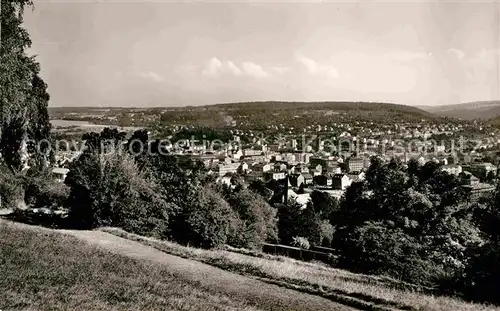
[102,227,498,311]
[0,220,259,311]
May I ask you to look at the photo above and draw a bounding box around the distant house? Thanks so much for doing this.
[251,163,271,173]
[192,154,217,168]
[346,157,364,172]
[218,175,233,187]
[52,167,69,183]
[324,164,341,175]
[460,172,495,201]
[441,164,462,176]
[313,175,332,188]
[289,173,304,187]
[467,162,497,180]
[309,157,326,167]
[287,190,310,209]
[460,154,473,164]
[290,164,308,175]
[263,171,286,182]
[302,173,314,185]
[346,171,365,183]
[245,171,264,182]
[239,162,249,173]
[460,171,480,186]
[274,162,288,172]
[435,145,446,153]
[243,149,263,157]
[216,162,240,177]
[263,164,272,172]
[332,174,352,190]
[310,164,322,176]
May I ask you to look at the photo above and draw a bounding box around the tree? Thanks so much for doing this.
[486,170,496,183]
[222,186,278,249]
[249,179,273,201]
[462,184,500,303]
[172,186,236,249]
[1,1,51,171]
[333,157,482,287]
[309,190,339,221]
[336,221,443,286]
[65,145,175,238]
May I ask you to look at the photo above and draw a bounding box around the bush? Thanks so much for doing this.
[0,165,23,209]
[336,221,444,286]
[36,182,69,209]
[291,236,310,249]
[22,171,69,210]
[462,242,500,304]
[65,149,175,238]
[171,187,236,249]
[222,186,278,249]
[319,220,334,247]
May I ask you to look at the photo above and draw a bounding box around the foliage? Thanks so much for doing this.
[291,236,310,249]
[248,179,274,201]
[334,156,483,287]
[277,200,321,246]
[0,0,51,171]
[336,220,446,286]
[65,141,175,238]
[461,182,500,304]
[220,184,278,249]
[0,164,23,209]
[151,101,436,132]
[462,241,500,304]
[172,186,235,249]
[319,220,334,247]
[22,168,69,209]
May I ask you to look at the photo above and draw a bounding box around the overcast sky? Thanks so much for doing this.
[24,0,500,107]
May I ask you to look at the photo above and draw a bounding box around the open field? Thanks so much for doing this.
[0,220,353,311]
[50,119,141,133]
[102,227,499,311]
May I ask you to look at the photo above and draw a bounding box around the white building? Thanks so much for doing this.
[441,164,462,176]
[52,167,69,183]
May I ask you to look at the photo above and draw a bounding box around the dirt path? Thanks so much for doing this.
[63,230,357,311]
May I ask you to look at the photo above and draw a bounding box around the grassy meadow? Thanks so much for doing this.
[0,221,258,311]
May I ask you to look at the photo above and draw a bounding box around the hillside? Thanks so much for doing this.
[50,101,437,130]
[0,220,352,311]
[101,227,497,311]
[420,101,500,120]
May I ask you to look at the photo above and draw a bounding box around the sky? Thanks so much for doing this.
[23,0,500,107]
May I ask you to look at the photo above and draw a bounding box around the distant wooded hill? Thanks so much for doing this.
[419,101,500,120]
[50,101,438,129]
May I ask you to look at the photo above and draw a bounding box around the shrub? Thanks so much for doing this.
[319,220,334,247]
[65,149,175,238]
[336,221,444,286]
[35,182,69,209]
[22,170,69,210]
[172,187,236,249]
[291,236,310,249]
[222,186,278,249]
[0,165,23,209]
[462,242,500,304]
